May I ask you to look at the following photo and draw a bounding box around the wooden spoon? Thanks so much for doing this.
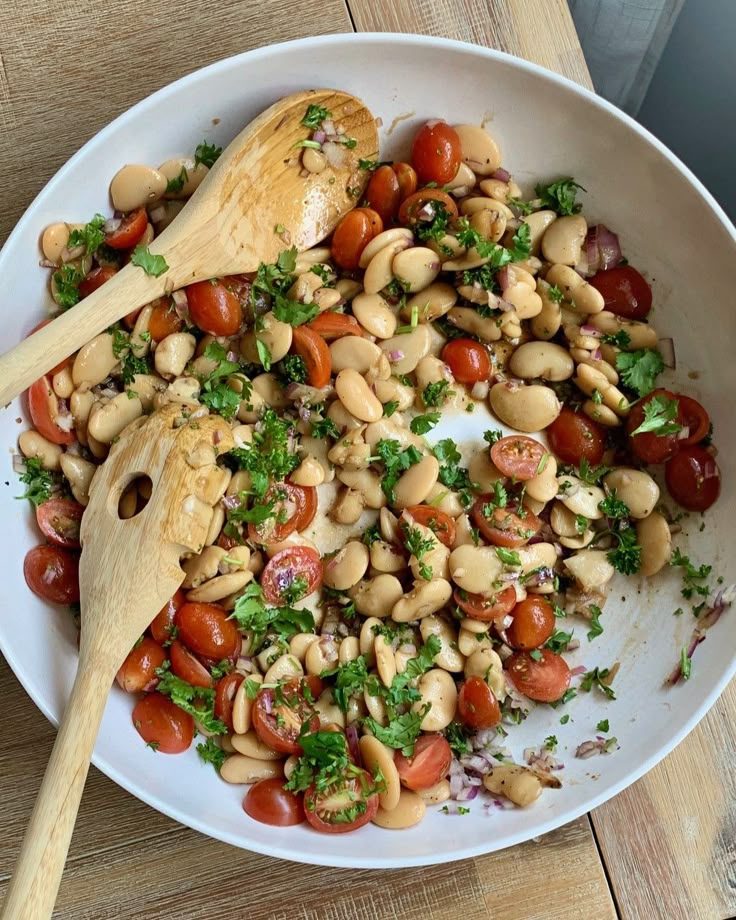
[0,88,377,407]
[1,405,236,919]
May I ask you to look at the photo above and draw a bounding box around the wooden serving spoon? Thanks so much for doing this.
[1,405,237,919]
[0,88,377,407]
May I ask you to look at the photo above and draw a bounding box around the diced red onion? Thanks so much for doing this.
[497,266,510,292]
[345,724,362,766]
[491,167,511,182]
[297,405,312,423]
[226,350,239,364]
[221,494,241,511]
[103,217,122,234]
[262,693,273,715]
[388,350,404,361]
[171,289,190,323]
[570,665,588,677]
[456,783,480,802]
[567,638,581,652]
[666,584,734,685]
[580,325,602,337]
[416,202,436,221]
[322,141,346,168]
[12,454,26,473]
[591,348,603,361]
[312,130,326,144]
[470,380,489,400]
[659,337,676,369]
[676,425,691,441]
[585,224,622,274]
[321,119,335,135]
[55,411,74,433]
[236,656,253,672]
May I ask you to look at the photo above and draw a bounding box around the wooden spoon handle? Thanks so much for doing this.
[0,661,111,920]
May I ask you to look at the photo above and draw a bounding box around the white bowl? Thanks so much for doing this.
[1,33,734,869]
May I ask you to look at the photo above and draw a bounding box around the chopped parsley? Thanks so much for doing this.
[444,721,472,756]
[324,656,369,712]
[403,525,436,580]
[155,663,227,733]
[507,222,532,261]
[52,263,84,309]
[580,667,616,700]
[575,514,589,534]
[256,339,272,371]
[598,491,630,520]
[196,738,226,770]
[545,630,575,654]
[166,166,188,194]
[508,197,535,216]
[374,439,422,504]
[252,247,319,327]
[422,380,454,408]
[577,458,611,485]
[16,457,59,507]
[364,709,429,757]
[301,104,331,129]
[227,407,300,495]
[431,438,474,506]
[361,524,381,546]
[601,330,632,348]
[670,548,712,602]
[616,349,665,398]
[130,245,168,277]
[194,140,222,168]
[279,354,308,384]
[607,525,642,576]
[410,412,440,435]
[534,177,586,215]
[680,648,692,681]
[228,582,314,647]
[383,400,399,417]
[547,284,564,304]
[66,214,106,255]
[596,719,610,733]
[111,327,150,385]
[415,202,452,250]
[483,429,503,445]
[495,547,521,567]
[629,393,682,437]
[198,342,245,420]
[285,727,354,794]
[311,416,341,439]
[587,605,604,640]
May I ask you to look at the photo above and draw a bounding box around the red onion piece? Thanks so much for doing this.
[585,224,622,274]
[659,337,676,369]
[345,724,362,767]
[103,217,121,234]
[570,665,588,677]
[497,266,510,293]
[388,350,404,361]
[491,167,511,182]
[591,348,603,361]
[312,130,326,144]
[262,692,273,715]
[580,324,602,337]
[221,494,241,511]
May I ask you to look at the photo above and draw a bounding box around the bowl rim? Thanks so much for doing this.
[2,31,735,868]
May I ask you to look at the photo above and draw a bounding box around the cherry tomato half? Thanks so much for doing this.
[665,444,721,512]
[149,588,186,643]
[290,325,332,388]
[331,208,383,270]
[23,544,80,605]
[304,768,379,833]
[505,649,571,703]
[546,406,606,466]
[243,778,305,826]
[106,208,148,250]
[402,505,456,548]
[411,120,462,186]
[174,602,241,660]
[186,279,243,336]
[261,546,322,606]
[491,436,549,481]
[148,298,184,341]
[252,676,322,755]
[364,165,401,224]
[28,377,76,445]
[676,394,710,446]
[472,498,541,548]
[132,692,194,754]
[505,596,555,650]
[214,672,245,733]
[308,312,362,340]
[36,498,83,549]
[116,637,167,693]
[395,734,452,791]
[169,638,214,689]
[453,585,517,622]
[626,389,684,464]
[392,162,418,201]
[248,482,317,545]
[398,189,459,226]
[457,677,501,730]
[589,264,652,320]
[442,338,490,384]
[79,265,118,298]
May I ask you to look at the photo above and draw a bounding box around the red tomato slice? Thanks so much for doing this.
[453,585,517,622]
[505,596,555,650]
[132,692,194,754]
[169,639,214,689]
[588,264,652,320]
[116,637,167,693]
[506,649,571,703]
[411,121,462,185]
[365,165,402,224]
[106,208,148,250]
[291,325,332,388]
[187,279,243,336]
[252,676,322,755]
[36,498,84,549]
[665,445,721,512]
[676,394,710,446]
[28,377,76,445]
[261,546,322,606]
[472,498,541,548]
[308,312,362,340]
[149,588,185,643]
[148,297,184,341]
[546,406,606,466]
[626,389,684,464]
[304,768,379,833]
[23,544,79,605]
[394,734,452,790]
[243,778,305,826]
[457,677,501,730]
[214,672,245,733]
[247,482,317,545]
[442,338,491,384]
[174,602,241,660]
[398,189,459,226]
[491,436,549,481]
[79,265,118,298]
[401,506,456,548]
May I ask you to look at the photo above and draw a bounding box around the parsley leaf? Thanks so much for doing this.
[545,629,575,653]
[279,354,308,384]
[111,327,150,385]
[253,248,319,327]
[422,380,454,408]
[16,457,60,507]
[383,400,399,417]
[547,284,564,304]
[495,547,521,566]
[196,738,226,770]
[194,140,222,168]
[598,491,629,521]
[601,330,632,348]
[311,416,341,439]
[607,525,642,575]
[198,342,245,420]
[414,202,452,249]
[483,429,503,445]
[155,663,227,733]
[301,104,331,129]
[629,393,682,437]
[374,439,422,504]
[587,605,604,640]
[432,438,474,507]
[410,412,440,435]
[402,525,436,580]
[507,222,532,261]
[52,263,84,309]
[256,338,272,371]
[227,408,299,496]
[534,177,586,215]
[228,582,314,647]
[616,349,665,398]
[130,245,168,277]
[324,656,369,712]
[166,166,188,194]
[364,708,429,757]
[577,458,611,485]
[66,214,106,255]
[508,197,535,216]
[580,667,616,700]
[596,719,610,733]
[444,722,472,756]
[670,548,712,601]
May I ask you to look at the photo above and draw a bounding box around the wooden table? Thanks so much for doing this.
[0,2,734,918]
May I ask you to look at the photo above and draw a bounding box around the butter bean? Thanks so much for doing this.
[509,341,574,381]
[603,468,660,519]
[231,730,283,761]
[335,369,383,422]
[531,279,563,340]
[541,215,587,265]
[393,455,439,509]
[110,164,167,212]
[446,306,501,342]
[220,754,283,785]
[545,264,605,314]
[391,578,452,623]
[324,541,369,591]
[378,324,432,375]
[412,669,457,730]
[372,789,426,829]
[72,333,118,388]
[363,239,412,294]
[420,615,464,672]
[18,431,62,471]
[489,382,561,431]
[351,292,397,338]
[359,228,414,269]
[154,332,196,379]
[360,735,402,811]
[453,124,502,175]
[392,246,441,292]
[350,574,404,618]
[564,549,615,592]
[637,510,672,576]
[404,282,457,322]
[330,337,383,374]
[449,544,503,594]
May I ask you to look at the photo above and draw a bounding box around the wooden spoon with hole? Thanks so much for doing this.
[0,88,377,407]
[1,405,238,919]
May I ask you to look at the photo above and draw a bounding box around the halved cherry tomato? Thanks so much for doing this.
[106,208,148,250]
[398,189,459,226]
[394,734,452,790]
[308,312,362,341]
[411,120,462,186]
[472,498,541,548]
[28,377,76,445]
[222,274,253,309]
[169,639,214,689]
[676,394,710,446]
[261,546,322,606]
[665,445,721,512]
[187,279,243,336]
[252,676,322,755]
[506,649,571,703]
[402,505,456,548]
[491,436,549,481]
[149,588,185,643]
[442,338,490,384]
[79,265,118,298]
[116,637,167,693]
[505,596,555,650]
[304,768,379,833]
[214,672,244,732]
[132,692,194,754]
[392,162,418,200]
[36,498,83,549]
[626,389,684,464]
[589,264,652,320]
[27,320,71,376]
[217,533,239,552]
[331,208,383,270]
[547,406,606,466]
[457,677,501,730]
[243,778,305,826]
[453,585,517,622]
[148,297,184,341]
[290,325,331,388]
[23,544,79,605]
[364,165,401,224]
[174,602,241,660]
[247,482,317,545]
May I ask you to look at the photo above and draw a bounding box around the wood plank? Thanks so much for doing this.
[0,658,615,919]
[346,0,592,88]
[592,682,736,920]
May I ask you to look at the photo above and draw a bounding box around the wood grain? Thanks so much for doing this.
[0,658,616,920]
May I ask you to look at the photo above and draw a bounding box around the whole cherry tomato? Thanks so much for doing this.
[169,639,214,689]
[148,298,184,341]
[36,499,83,549]
[505,596,556,650]
[442,338,490,384]
[394,734,452,790]
[23,544,80,605]
[457,677,502,730]
[243,778,305,826]
[214,672,245,733]
[116,637,167,693]
[588,264,652,320]
[174,602,241,660]
[665,444,721,512]
[411,120,462,185]
[132,693,194,754]
[506,649,571,703]
[364,165,401,224]
[149,588,186,644]
[547,407,606,466]
[392,162,418,200]
[331,208,383,270]
[106,208,148,250]
[187,279,243,336]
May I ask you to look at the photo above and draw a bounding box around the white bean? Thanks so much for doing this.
[412,669,457,730]
[18,431,62,471]
[323,541,370,591]
[637,510,672,576]
[110,164,167,212]
[335,369,383,423]
[489,382,561,431]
